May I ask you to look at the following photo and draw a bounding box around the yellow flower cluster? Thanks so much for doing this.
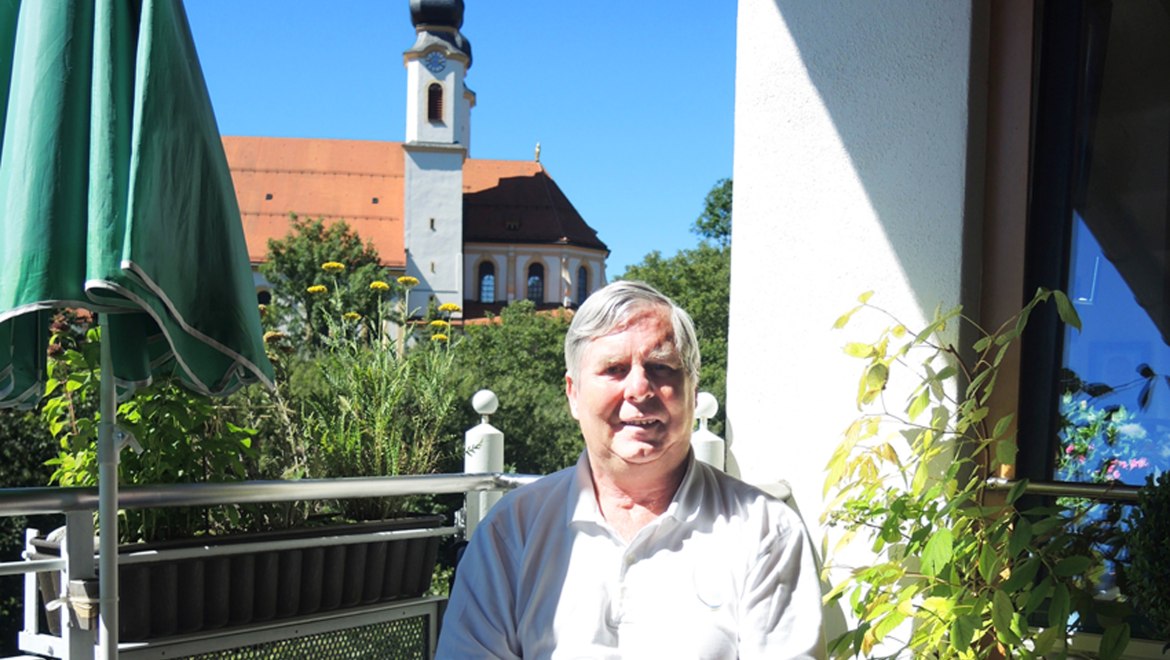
[263,331,286,343]
[343,312,361,321]
[438,302,461,313]
[307,284,328,295]
[321,261,345,273]
[429,320,449,329]
[369,280,390,292]
[397,276,420,288]
[430,334,449,343]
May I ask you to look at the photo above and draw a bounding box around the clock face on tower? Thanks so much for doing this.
[423,51,447,74]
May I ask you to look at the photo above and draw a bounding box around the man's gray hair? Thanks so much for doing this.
[564,280,701,385]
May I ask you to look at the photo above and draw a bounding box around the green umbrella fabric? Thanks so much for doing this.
[0,0,274,409]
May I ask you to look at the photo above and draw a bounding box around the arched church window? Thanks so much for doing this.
[427,83,443,123]
[527,263,544,303]
[576,265,589,304]
[478,262,495,303]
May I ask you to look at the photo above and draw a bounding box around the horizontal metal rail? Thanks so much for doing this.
[0,557,64,577]
[117,526,458,566]
[985,477,1141,502]
[0,472,542,517]
[4,528,457,576]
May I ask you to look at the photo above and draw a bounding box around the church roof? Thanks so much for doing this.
[223,136,407,268]
[464,159,607,251]
[221,136,605,269]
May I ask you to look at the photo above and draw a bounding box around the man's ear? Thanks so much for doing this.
[565,372,580,420]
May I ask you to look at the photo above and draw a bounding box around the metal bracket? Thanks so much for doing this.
[116,426,144,456]
[45,578,100,631]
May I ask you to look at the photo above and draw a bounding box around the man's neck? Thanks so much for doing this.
[589,454,688,542]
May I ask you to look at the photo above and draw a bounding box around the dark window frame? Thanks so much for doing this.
[1018,0,1115,483]
[478,261,495,303]
[427,83,444,123]
[527,262,545,303]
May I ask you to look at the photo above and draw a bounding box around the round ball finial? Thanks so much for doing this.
[695,391,718,419]
[472,389,499,416]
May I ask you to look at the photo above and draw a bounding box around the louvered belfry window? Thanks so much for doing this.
[427,83,443,123]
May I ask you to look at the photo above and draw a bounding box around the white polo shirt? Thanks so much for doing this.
[437,452,825,659]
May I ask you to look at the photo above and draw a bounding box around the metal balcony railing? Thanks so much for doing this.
[985,477,1141,502]
[0,472,540,660]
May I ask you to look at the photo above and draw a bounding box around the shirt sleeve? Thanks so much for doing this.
[738,504,827,659]
[435,522,523,659]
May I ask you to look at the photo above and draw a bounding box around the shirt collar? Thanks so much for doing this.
[566,450,704,528]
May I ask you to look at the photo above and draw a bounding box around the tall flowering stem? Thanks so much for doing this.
[395,276,419,358]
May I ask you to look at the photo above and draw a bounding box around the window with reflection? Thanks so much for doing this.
[478,262,495,303]
[1025,0,1170,487]
[527,263,544,302]
[1021,0,1169,610]
[577,265,589,304]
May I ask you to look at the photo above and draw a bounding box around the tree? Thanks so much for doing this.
[449,301,582,475]
[260,214,389,343]
[621,178,732,433]
[693,178,732,247]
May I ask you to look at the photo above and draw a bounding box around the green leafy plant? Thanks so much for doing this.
[297,262,463,522]
[1128,471,1170,649]
[42,323,258,543]
[823,289,1132,659]
[448,300,580,475]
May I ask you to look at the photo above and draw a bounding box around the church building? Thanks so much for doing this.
[223,0,608,319]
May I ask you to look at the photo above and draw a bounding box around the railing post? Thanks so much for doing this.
[63,510,97,659]
[693,391,725,470]
[464,390,504,540]
[23,528,40,637]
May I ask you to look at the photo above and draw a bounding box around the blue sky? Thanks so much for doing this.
[185,1,737,276]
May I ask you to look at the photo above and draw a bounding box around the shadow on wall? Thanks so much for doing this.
[771,0,981,316]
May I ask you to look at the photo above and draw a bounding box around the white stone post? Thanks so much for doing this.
[464,389,504,540]
[692,392,725,470]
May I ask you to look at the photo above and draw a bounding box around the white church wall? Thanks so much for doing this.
[460,89,474,152]
[727,1,975,639]
[404,147,465,310]
[504,248,605,306]
[405,58,467,145]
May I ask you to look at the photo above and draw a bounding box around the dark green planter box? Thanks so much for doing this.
[31,516,443,641]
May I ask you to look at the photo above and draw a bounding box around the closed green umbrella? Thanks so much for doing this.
[0,0,274,656]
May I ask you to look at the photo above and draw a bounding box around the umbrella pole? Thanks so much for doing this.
[97,314,119,659]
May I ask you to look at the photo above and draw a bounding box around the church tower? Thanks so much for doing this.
[402,0,475,313]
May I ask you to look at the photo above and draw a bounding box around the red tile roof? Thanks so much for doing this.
[222,136,606,269]
[223,136,407,268]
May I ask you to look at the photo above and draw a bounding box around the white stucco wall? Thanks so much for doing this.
[405,56,468,145]
[728,0,974,542]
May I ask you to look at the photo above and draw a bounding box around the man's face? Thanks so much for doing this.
[566,307,696,471]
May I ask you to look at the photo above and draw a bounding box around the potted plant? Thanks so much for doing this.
[30,265,459,642]
[822,289,1132,659]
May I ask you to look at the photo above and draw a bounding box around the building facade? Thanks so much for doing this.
[225,0,607,317]
[728,1,1169,653]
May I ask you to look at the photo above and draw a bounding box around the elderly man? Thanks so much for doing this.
[437,281,824,659]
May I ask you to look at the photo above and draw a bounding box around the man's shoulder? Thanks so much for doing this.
[478,464,577,530]
[694,461,806,529]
